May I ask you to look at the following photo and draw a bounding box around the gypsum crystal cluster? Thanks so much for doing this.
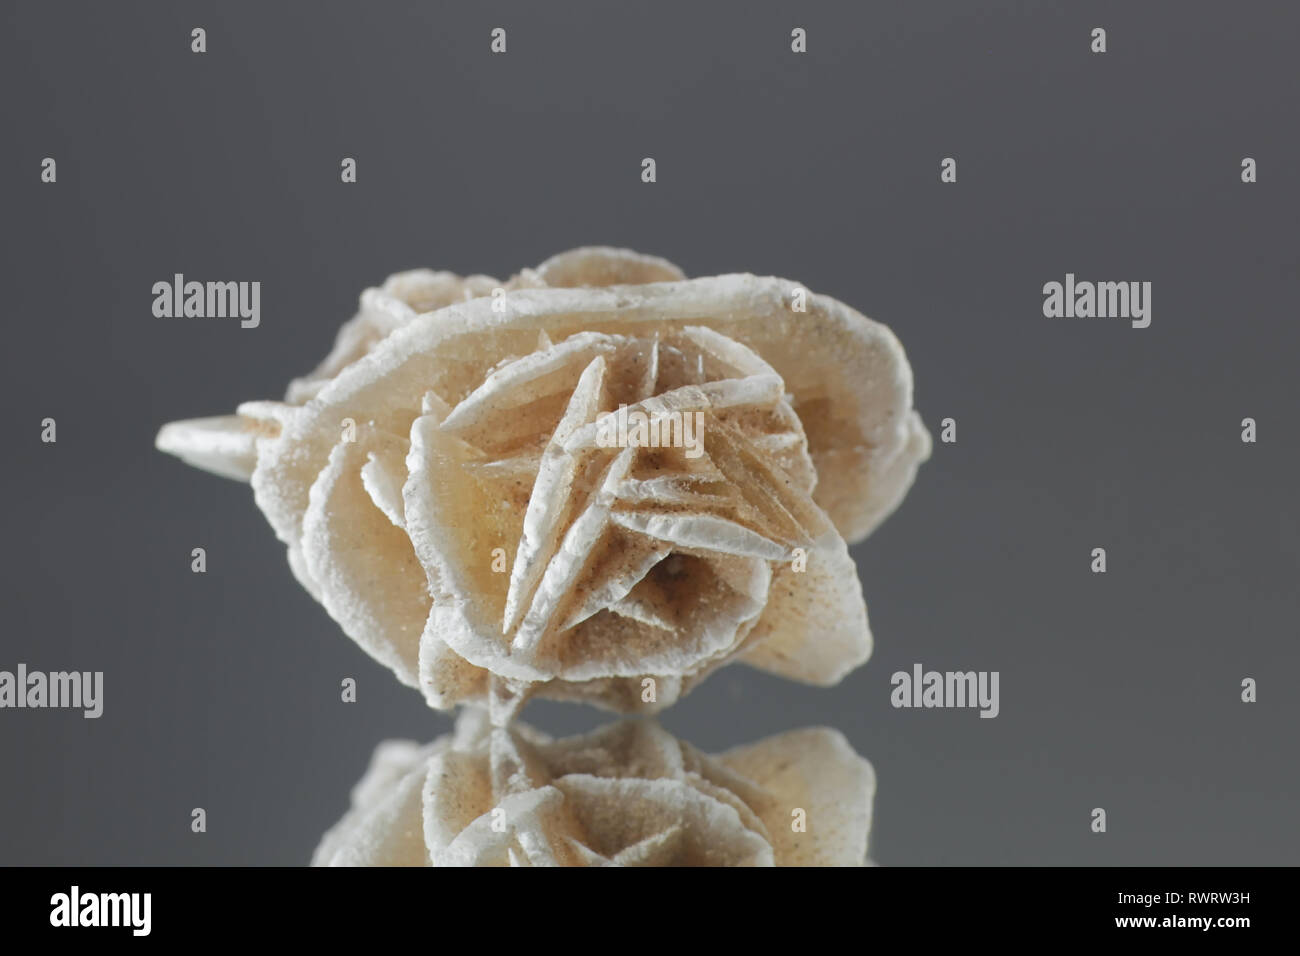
[157,248,930,719]
[312,709,876,867]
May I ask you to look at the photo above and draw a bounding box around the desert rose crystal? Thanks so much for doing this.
[156,248,930,718]
[312,709,876,867]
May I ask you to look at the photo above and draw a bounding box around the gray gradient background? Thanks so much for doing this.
[2,0,1297,866]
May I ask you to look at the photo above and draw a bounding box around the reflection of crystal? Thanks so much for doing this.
[314,710,876,867]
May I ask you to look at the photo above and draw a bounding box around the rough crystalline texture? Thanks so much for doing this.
[312,710,876,867]
[156,248,931,718]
